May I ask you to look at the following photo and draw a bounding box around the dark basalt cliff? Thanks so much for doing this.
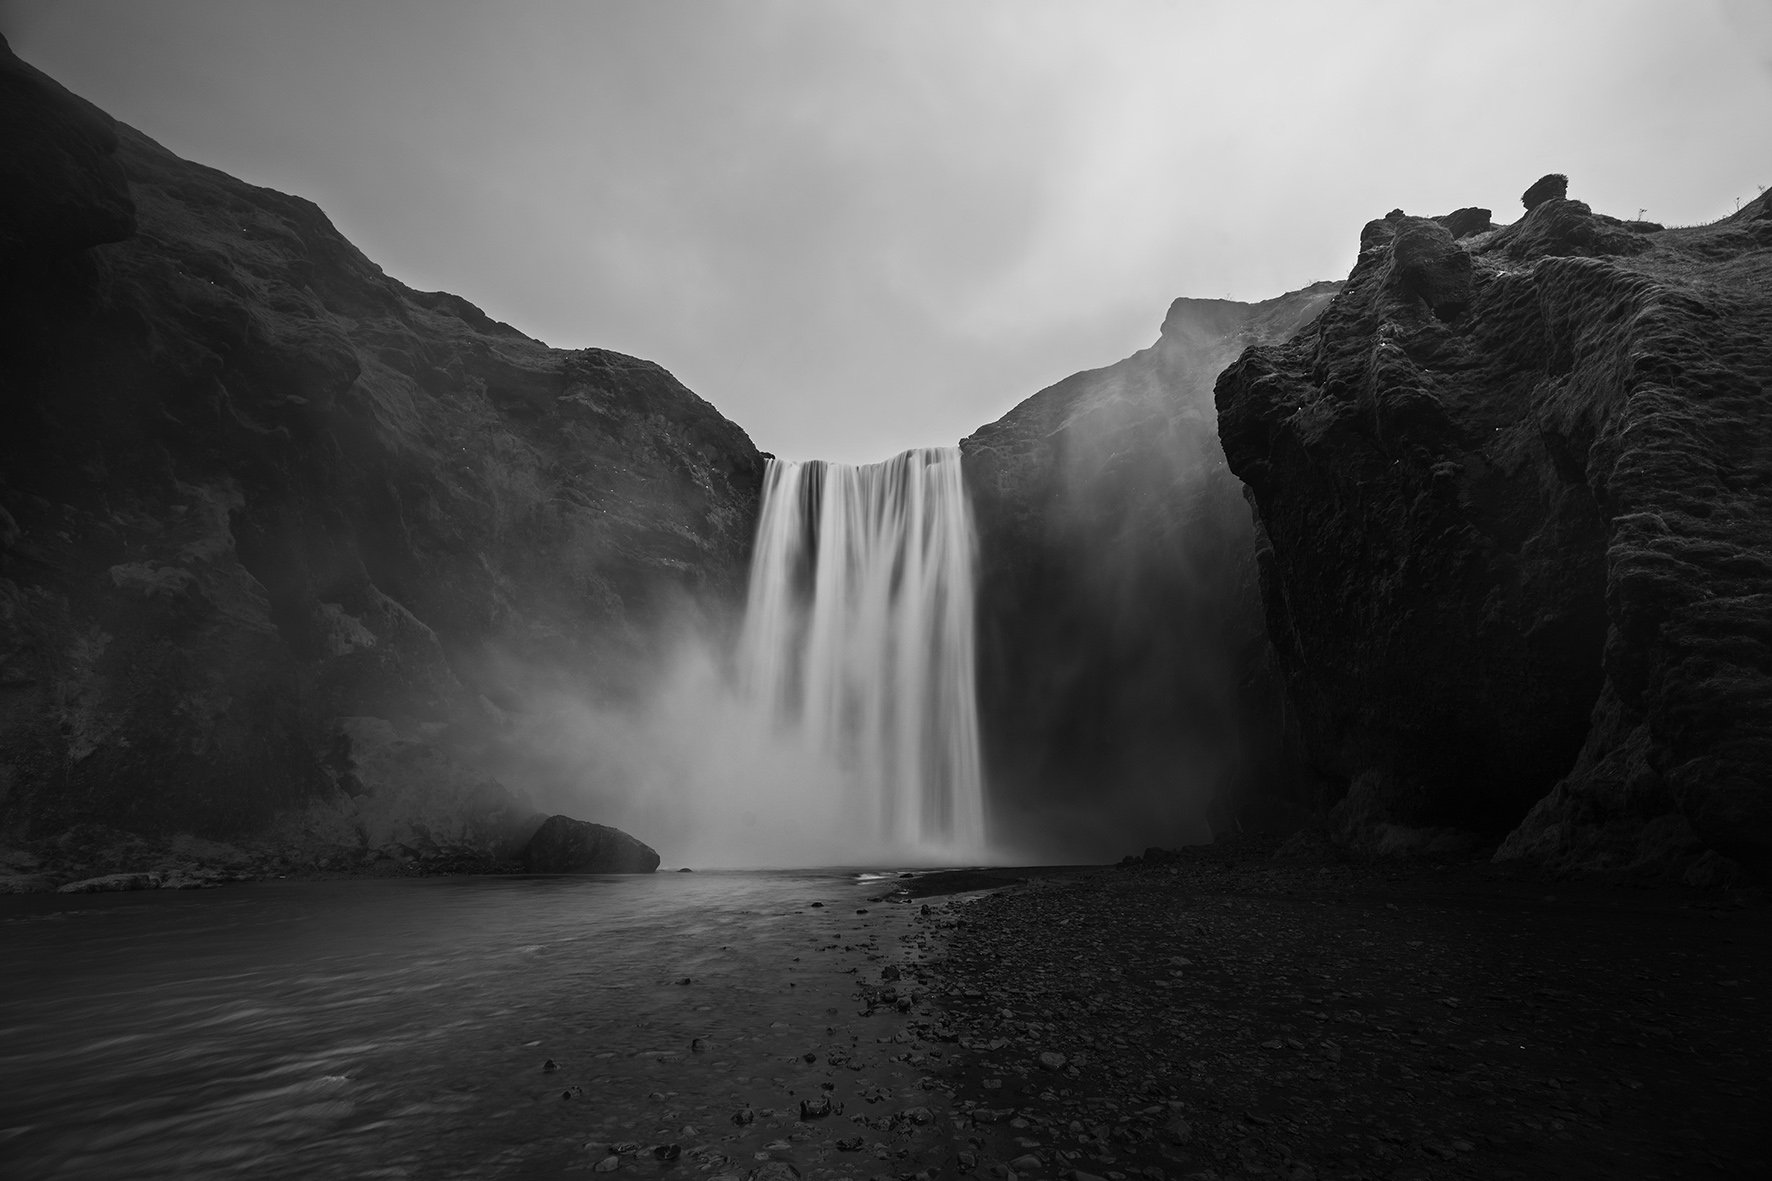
[0,40,764,871]
[1217,182,1772,878]
[961,283,1339,860]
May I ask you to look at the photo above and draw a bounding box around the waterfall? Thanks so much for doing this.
[736,446,986,861]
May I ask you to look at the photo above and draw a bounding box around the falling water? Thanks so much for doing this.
[736,446,986,861]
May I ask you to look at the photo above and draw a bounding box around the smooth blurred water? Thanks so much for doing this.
[0,871,930,1180]
[737,448,986,862]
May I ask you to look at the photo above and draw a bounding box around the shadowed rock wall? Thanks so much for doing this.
[1217,184,1772,877]
[961,284,1339,860]
[0,39,764,861]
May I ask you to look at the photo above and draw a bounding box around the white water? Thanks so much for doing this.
[735,446,986,861]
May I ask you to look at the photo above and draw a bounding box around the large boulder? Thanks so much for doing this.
[521,815,659,874]
[1216,180,1772,875]
[0,42,764,857]
[960,283,1339,858]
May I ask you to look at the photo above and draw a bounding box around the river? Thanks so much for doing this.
[0,871,957,1179]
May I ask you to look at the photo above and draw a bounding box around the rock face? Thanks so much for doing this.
[0,38,762,863]
[521,814,660,874]
[1217,182,1772,874]
[960,284,1339,858]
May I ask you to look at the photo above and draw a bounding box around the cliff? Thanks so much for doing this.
[961,283,1340,860]
[0,39,764,874]
[1217,179,1772,879]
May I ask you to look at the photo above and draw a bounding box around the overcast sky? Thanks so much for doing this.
[7,1,1769,462]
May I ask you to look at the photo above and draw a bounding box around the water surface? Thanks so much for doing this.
[1,870,943,1179]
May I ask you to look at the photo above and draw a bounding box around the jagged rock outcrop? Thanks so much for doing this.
[0,38,763,866]
[520,813,660,874]
[1217,181,1772,876]
[961,284,1339,859]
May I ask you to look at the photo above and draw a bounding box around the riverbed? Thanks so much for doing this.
[0,871,957,1179]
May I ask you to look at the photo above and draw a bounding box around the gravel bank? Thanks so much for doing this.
[903,842,1769,1180]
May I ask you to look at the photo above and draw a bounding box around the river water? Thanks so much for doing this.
[0,871,957,1180]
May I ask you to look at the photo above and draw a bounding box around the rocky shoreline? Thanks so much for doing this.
[907,841,1769,1180]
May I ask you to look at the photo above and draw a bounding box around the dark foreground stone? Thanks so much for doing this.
[520,815,659,874]
[915,841,1770,1180]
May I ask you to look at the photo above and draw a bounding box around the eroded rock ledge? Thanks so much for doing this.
[1216,177,1772,878]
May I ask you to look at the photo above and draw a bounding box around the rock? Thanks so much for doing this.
[1010,1154,1043,1171]
[0,41,764,856]
[798,1095,833,1119]
[541,1058,558,1072]
[1521,173,1569,210]
[961,282,1339,858]
[1217,181,1772,871]
[1439,206,1493,238]
[652,1144,680,1161]
[592,1156,620,1173]
[882,964,901,981]
[55,872,160,894]
[746,1164,799,1181]
[520,815,659,874]
[731,1107,755,1126]
[0,35,135,267]
[1037,1051,1067,1071]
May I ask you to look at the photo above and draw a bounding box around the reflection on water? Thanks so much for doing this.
[0,871,920,1179]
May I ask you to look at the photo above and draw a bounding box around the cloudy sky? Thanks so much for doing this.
[7,0,1769,461]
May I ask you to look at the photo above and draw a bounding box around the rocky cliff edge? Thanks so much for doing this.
[0,38,764,880]
[1217,180,1772,880]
